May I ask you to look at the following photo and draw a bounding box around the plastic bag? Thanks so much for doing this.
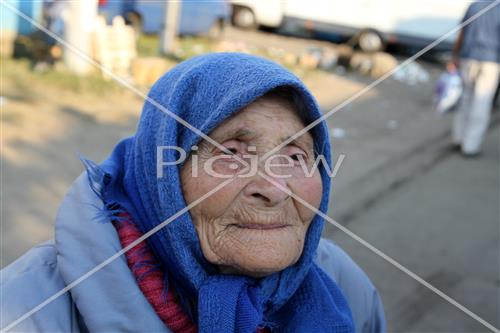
[433,70,463,114]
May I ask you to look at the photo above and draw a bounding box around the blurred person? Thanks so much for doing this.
[450,1,500,156]
[29,0,65,71]
[1,53,385,333]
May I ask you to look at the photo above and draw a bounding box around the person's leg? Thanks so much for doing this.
[494,80,500,109]
[462,61,500,155]
[452,60,476,146]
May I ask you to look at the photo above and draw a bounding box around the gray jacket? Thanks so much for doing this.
[1,174,385,332]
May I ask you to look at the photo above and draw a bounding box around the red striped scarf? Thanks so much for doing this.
[113,212,270,333]
[114,213,197,333]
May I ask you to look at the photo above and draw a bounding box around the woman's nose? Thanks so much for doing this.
[243,174,290,207]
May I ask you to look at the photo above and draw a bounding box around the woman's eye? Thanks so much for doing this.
[225,148,238,155]
[216,140,243,156]
[290,153,307,164]
[285,146,307,163]
[290,153,305,161]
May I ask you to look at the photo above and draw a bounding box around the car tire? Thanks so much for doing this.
[358,29,384,52]
[232,6,257,30]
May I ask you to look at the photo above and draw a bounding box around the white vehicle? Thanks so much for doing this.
[230,0,471,51]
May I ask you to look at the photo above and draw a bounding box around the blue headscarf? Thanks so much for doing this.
[84,53,354,332]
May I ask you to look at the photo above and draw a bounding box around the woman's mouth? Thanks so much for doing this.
[233,223,290,230]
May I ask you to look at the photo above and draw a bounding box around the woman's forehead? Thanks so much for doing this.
[206,98,314,149]
[217,97,307,132]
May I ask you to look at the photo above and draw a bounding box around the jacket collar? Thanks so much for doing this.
[55,173,169,332]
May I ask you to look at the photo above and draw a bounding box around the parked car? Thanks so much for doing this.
[229,0,470,52]
[99,0,230,37]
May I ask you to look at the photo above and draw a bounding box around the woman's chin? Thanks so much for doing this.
[215,227,305,277]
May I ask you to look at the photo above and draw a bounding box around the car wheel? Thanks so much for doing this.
[358,29,384,52]
[232,6,256,30]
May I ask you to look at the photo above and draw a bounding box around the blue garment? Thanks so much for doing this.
[1,174,385,332]
[86,52,353,332]
[460,1,500,63]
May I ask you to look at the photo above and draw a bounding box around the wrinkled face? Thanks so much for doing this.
[180,96,323,278]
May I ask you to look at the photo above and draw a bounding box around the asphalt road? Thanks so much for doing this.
[323,74,499,331]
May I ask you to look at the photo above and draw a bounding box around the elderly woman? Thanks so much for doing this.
[1,53,385,332]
